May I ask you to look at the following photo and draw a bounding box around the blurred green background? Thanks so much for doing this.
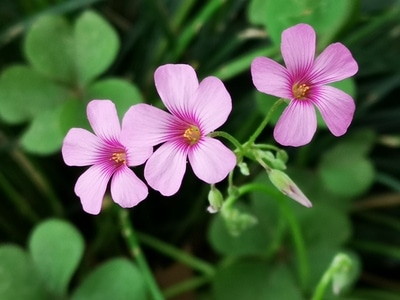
[1,0,400,299]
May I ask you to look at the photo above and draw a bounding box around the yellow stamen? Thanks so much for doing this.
[292,83,310,99]
[111,152,127,164]
[183,126,200,145]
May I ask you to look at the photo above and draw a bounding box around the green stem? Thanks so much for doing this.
[212,46,279,81]
[137,232,216,277]
[0,131,63,216]
[11,149,63,216]
[173,0,223,60]
[119,210,165,300]
[311,253,352,300]
[222,183,309,288]
[311,264,336,300]
[163,275,212,299]
[253,143,281,152]
[245,99,284,148]
[209,131,244,153]
[280,200,309,289]
[0,172,40,223]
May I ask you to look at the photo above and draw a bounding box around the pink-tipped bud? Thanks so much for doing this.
[268,169,312,207]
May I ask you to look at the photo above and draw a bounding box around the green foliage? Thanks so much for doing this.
[213,261,302,300]
[71,258,147,300]
[0,245,48,300]
[29,219,84,297]
[25,15,75,83]
[1,1,400,299]
[0,219,146,299]
[74,11,119,85]
[0,65,70,124]
[251,0,358,48]
[0,10,139,154]
[318,129,375,197]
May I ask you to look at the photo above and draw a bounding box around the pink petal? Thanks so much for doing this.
[189,77,232,133]
[274,100,317,147]
[281,24,316,78]
[62,128,103,166]
[125,145,153,167]
[110,165,148,208]
[74,164,113,215]
[312,85,355,136]
[144,142,187,196]
[154,64,199,118]
[311,43,359,85]
[87,100,121,141]
[121,103,183,147]
[251,57,292,99]
[188,137,236,184]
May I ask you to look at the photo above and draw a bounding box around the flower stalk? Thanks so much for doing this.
[119,209,165,300]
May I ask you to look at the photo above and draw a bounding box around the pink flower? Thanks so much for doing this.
[62,100,152,215]
[122,64,237,196]
[251,23,358,147]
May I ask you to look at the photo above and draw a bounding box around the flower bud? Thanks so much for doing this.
[238,161,250,176]
[332,253,358,295]
[268,169,312,207]
[207,186,224,213]
[221,207,258,236]
[276,149,289,163]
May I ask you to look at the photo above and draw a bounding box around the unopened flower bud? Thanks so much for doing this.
[332,253,357,295]
[207,186,224,213]
[255,149,286,171]
[221,207,258,236]
[268,169,312,207]
[276,149,289,163]
[238,161,250,176]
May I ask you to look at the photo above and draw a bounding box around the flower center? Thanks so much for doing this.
[111,151,127,165]
[292,83,310,99]
[183,125,201,145]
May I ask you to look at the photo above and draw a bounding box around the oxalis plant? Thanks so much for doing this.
[1,4,379,300]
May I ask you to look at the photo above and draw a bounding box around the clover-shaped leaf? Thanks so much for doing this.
[0,245,48,300]
[0,65,70,124]
[71,258,147,300]
[29,219,84,297]
[74,11,119,85]
[24,15,75,84]
[263,0,357,48]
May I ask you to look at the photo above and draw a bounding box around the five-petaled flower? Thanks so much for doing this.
[122,64,237,196]
[251,23,359,147]
[62,100,152,215]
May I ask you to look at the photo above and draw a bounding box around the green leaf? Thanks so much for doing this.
[20,106,65,154]
[86,78,144,119]
[28,219,84,297]
[247,0,270,26]
[213,261,302,300]
[71,258,147,300]
[59,99,90,135]
[208,205,270,256]
[263,0,357,48]
[299,206,352,247]
[208,177,286,256]
[320,156,374,198]
[24,15,75,83]
[318,138,375,197]
[0,65,70,124]
[74,11,119,85]
[0,244,48,300]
